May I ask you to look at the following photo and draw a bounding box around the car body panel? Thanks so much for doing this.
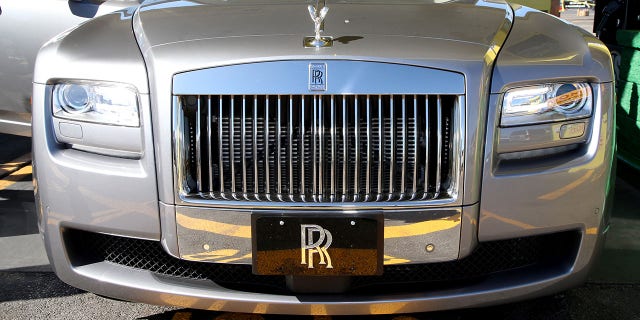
[491,5,613,93]
[134,0,509,48]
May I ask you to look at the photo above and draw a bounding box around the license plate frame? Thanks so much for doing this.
[251,214,383,276]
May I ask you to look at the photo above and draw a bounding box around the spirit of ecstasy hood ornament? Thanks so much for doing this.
[304,0,333,48]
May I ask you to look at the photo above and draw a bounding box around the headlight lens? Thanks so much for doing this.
[53,82,140,127]
[501,83,592,127]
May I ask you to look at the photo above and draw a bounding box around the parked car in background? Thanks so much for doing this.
[0,0,140,136]
[28,0,617,315]
[564,0,595,9]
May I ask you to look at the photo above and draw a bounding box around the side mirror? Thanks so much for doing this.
[68,0,99,18]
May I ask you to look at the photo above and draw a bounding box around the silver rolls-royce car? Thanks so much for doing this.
[32,0,615,315]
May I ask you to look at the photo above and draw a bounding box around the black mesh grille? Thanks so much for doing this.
[64,229,580,294]
[65,229,286,291]
[352,233,577,290]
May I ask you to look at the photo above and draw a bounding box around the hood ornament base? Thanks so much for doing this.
[303,36,333,48]
[304,1,333,48]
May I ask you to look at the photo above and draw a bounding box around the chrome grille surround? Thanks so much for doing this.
[174,94,464,206]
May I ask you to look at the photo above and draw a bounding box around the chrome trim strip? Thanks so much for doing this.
[174,96,189,198]
[173,61,465,95]
[178,196,460,209]
[451,95,466,200]
[176,206,464,265]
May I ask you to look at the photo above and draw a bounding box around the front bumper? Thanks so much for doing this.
[46,226,592,315]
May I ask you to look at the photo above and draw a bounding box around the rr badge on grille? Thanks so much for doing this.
[309,63,327,91]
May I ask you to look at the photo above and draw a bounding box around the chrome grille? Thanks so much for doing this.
[175,94,460,203]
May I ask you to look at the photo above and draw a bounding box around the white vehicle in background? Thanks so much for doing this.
[0,0,140,136]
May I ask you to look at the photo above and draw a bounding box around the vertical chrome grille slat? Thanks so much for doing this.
[253,96,259,199]
[289,96,294,201]
[377,95,384,202]
[411,95,418,200]
[365,96,372,201]
[435,95,443,199]
[400,95,407,200]
[241,96,247,199]
[300,97,306,201]
[312,95,318,201]
[195,97,202,194]
[342,96,348,202]
[423,95,430,200]
[330,96,336,202]
[207,97,213,197]
[277,95,283,199]
[354,96,360,202]
[179,93,457,204]
[218,97,225,197]
[319,95,324,201]
[229,97,236,199]
[264,98,270,196]
[388,97,395,200]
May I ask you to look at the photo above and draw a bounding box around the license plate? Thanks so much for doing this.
[252,214,383,276]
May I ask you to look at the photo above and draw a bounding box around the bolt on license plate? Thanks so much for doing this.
[252,214,383,276]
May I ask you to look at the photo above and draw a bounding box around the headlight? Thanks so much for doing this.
[501,83,592,127]
[53,82,140,127]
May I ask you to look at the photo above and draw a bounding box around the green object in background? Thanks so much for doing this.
[615,47,640,85]
[507,0,551,12]
[615,30,640,170]
[617,81,640,167]
[617,30,640,50]
[616,112,640,169]
[617,80,639,115]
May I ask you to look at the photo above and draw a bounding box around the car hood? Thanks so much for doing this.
[134,0,513,68]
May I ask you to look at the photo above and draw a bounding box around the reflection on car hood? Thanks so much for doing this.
[134,0,512,56]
